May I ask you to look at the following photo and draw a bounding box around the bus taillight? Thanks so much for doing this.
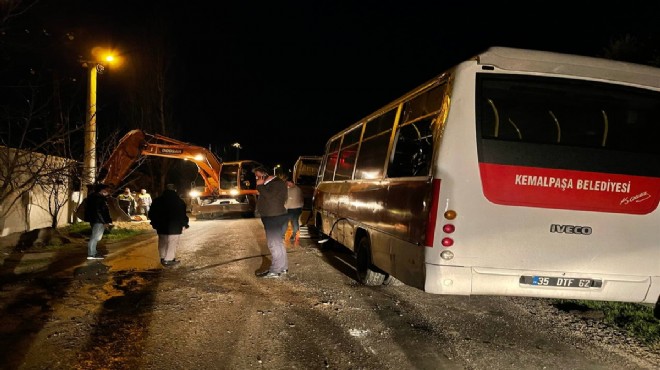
[441,209,455,248]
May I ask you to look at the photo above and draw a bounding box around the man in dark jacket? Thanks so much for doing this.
[84,183,113,260]
[253,166,289,278]
[148,184,189,266]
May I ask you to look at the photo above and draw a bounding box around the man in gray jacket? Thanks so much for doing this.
[253,166,289,278]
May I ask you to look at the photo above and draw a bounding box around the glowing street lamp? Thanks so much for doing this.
[81,48,119,195]
[273,164,281,176]
[232,142,242,160]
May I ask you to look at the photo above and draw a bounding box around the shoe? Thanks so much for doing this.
[256,268,287,276]
[162,259,179,266]
[87,255,104,260]
[258,271,283,279]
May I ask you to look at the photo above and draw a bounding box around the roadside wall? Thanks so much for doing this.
[0,146,79,237]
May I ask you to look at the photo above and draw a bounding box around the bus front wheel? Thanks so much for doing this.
[356,236,385,286]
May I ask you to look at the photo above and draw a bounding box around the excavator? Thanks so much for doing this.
[97,129,263,221]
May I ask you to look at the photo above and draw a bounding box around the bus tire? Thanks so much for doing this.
[383,275,404,286]
[356,236,385,286]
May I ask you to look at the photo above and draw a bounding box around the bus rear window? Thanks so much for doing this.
[478,74,660,155]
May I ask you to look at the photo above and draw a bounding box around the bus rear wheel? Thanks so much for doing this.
[383,275,403,286]
[356,236,385,286]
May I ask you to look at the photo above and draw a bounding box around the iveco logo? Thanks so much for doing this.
[160,148,183,154]
[550,224,592,235]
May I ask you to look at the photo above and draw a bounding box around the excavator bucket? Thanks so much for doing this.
[191,201,256,219]
[74,195,133,222]
[107,197,133,222]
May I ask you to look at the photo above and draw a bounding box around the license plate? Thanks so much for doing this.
[520,276,602,288]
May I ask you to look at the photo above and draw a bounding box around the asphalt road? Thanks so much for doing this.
[0,218,657,369]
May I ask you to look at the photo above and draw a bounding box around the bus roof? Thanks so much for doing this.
[326,47,660,144]
[476,47,660,89]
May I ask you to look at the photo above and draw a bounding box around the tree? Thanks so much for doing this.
[118,8,180,194]
[601,33,660,67]
[0,0,86,231]
[0,74,83,228]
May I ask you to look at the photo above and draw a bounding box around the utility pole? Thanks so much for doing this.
[82,63,100,197]
[81,50,118,197]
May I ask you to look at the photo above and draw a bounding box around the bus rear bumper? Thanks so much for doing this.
[424,264,658,304]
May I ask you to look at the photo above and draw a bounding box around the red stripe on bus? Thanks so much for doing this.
[479,163,660,214]
[426,179,441,246]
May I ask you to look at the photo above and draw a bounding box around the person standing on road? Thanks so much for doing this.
[283,178,304,243]
[137,188,153,217]
[117,187,136,216]
[148,184,189,266]
[84,183,113,260]
[253,166,289,278]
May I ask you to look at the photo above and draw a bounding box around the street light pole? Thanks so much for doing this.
[81,49,118,197]
[82,63,99,196]
[231,142,242,161]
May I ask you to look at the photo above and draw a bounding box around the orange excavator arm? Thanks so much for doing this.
[97,129,221,197]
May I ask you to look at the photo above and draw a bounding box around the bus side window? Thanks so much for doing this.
[355,109,396,180]
[354,132,390,179]
[323,151,338,181]
[322,138,341,181]
[388,118,434,178]
[335,145,357,180]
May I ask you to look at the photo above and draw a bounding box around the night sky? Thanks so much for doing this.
[7,1,660,174]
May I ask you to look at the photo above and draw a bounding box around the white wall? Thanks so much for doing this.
[0,147,78,236]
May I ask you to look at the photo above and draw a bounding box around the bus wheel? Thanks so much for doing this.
[356,236,385,286]
[383,275,403,286]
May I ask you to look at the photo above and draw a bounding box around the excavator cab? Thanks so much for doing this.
[191,160,262,219]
